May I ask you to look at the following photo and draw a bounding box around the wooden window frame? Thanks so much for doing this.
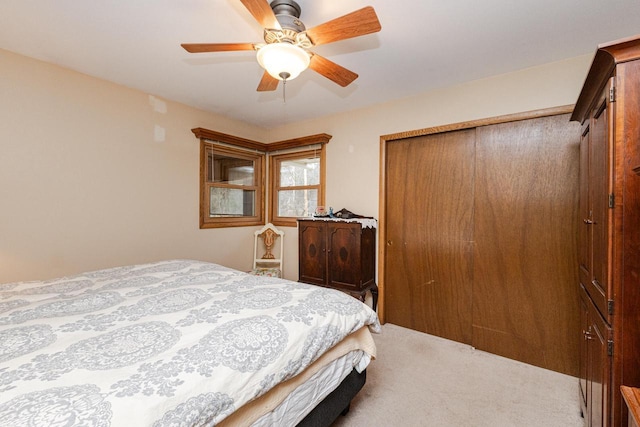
[192,127,331,229]
[269,147,326,227]
[200,142,265,228]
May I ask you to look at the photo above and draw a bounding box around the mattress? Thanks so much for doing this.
[222,326,376,426]
[0,259,380,426]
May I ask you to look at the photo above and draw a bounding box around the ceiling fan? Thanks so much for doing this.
[181,0,382,91]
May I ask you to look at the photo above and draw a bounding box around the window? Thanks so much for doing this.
[194,127,330,229]
[270,147,325,227]
[200,142,264,228]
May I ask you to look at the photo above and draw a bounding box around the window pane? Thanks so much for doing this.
[278,189,318,217]
[280,157,319,187]
[209,188,255,217]
[211,154,254,186]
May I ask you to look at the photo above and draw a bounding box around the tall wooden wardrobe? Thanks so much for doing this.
[572,35,640,427]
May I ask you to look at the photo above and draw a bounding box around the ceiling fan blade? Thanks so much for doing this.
[240,0,282,30]
[181,43,256,53]
[257,71,279,91]
[305,6,381,46]
[309,54,358,87]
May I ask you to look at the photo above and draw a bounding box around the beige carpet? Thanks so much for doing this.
[332,323,583,427]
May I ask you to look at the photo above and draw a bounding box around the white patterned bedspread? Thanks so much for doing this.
[0,260,380,426]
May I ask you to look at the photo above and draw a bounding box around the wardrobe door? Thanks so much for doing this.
[587,96,611,321]
[471,114,580,375]
[578,123,592,307]
[384,129,475,344]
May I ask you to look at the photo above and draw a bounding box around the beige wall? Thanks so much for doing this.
[0,49,267,282]
[0,47,593,283]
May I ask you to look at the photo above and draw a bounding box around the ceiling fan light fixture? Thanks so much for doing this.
[256,42,310,81]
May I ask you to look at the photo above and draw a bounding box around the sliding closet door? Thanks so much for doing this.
[472,114,580,375]
[382,111,580,375]
[384,129,475,344]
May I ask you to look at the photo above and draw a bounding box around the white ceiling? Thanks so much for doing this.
[2,0,639,129]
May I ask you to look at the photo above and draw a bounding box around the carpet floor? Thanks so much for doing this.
[332,323,584,427]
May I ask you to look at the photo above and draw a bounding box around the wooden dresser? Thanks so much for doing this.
[297,218,378,310]
[572,35,640,427]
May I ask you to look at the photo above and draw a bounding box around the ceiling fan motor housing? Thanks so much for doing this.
[270,0,305,32]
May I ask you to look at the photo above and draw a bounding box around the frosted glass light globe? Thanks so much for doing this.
[257,43,310,81]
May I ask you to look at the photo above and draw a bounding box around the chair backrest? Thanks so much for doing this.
[253,223,284,271]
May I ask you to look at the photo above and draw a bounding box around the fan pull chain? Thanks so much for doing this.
[279,72,290,103]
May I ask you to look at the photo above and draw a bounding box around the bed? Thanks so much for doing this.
[0,259,380,426]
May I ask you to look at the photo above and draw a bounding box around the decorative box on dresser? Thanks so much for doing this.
[297,218,378,311]
[572,35,640,427]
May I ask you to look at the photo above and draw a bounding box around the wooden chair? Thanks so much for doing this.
[249,223,284,278]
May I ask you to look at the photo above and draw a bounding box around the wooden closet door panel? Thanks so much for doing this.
[384,129,475,344]
[472,114,580,375]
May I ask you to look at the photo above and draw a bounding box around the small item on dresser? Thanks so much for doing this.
[313,206,328,217]
[334,208,373,219]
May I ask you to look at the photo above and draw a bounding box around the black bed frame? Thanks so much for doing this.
[296,369,366,427]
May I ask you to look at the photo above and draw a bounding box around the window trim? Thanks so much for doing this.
[199,142,265,228]
[269,146,326,227]
[192,127,331,229]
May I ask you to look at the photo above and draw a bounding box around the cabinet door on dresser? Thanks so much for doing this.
[298,221,327,286]
[326,222,364,291]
